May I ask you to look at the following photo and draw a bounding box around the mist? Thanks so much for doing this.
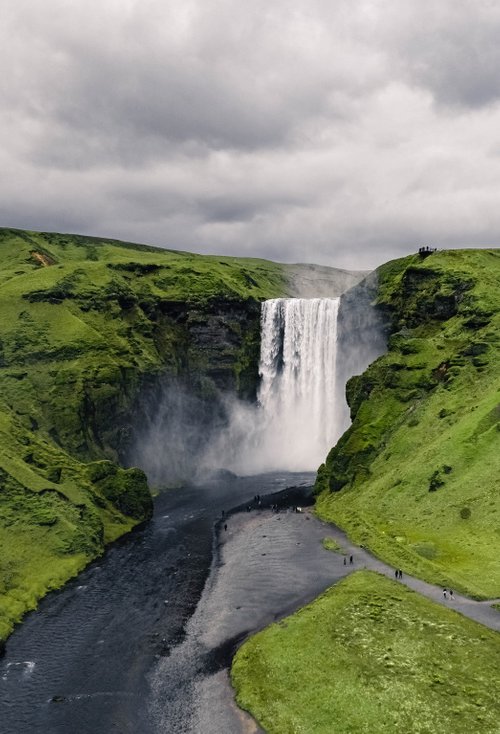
[127,380,228,486]
[129,281,387,486]
[334,272,388,433]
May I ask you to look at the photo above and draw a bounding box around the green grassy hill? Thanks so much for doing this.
[232,571,500,734]
[0,227,298,641]
[316,249,500,599]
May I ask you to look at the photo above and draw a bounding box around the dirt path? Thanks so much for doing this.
[30,250,54,266]
[316,512,500,632]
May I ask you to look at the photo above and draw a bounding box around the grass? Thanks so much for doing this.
[316,249,500,599]
[232,570,500,734]
[0,226,295,641]
[322,536,343,553]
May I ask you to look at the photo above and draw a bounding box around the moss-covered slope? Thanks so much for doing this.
[0,227,300,641]
[316,249,500,598]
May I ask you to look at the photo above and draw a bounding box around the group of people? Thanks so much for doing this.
[418,245,437,258]
[223,500,460,607]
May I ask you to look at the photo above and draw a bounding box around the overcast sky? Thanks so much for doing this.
[2,0,500,269]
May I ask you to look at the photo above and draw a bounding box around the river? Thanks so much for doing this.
[0,472,349,734]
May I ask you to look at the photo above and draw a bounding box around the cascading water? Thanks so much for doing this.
[135,276,385,482]
[200,296,342,475]
[255,297,340,471]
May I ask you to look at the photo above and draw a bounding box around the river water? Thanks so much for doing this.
[0,472,350,734]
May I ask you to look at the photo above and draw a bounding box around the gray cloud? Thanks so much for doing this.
[1,0,500,269]
[381,1,500,109]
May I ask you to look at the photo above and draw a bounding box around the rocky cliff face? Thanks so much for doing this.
[113,296,266,483]
[76,296,264,468]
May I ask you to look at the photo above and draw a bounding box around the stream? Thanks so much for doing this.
[0,472,347,734]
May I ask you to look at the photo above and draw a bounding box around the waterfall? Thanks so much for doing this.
[255,298,340,471]
[136,287,383,481]
[199,297,342,475]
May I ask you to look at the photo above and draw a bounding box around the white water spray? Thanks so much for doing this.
[255,298,340,470]
[136,286,384,482]
[209,297,341,474]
